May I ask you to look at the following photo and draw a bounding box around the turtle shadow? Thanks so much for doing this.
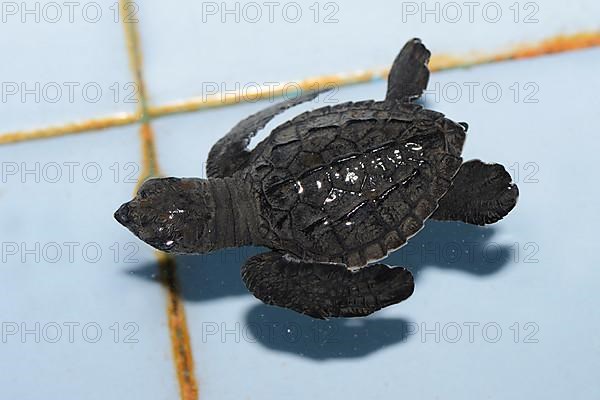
[385,220,513,277]
[125,220,512,359]
[125,254,414,360]
[241,221,511,359]
[244,303,412,360]
[125,220,511,300]
[124,247,265,301]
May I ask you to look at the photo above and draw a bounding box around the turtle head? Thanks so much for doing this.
[114,177,217,253]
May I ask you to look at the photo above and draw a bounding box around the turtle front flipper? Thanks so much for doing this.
[431,160,519,225]
[241,252,414,319]
[206,89,329,178]
[385,38,431,103]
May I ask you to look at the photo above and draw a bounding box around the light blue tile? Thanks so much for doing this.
[0,126,179,400]
[136,0,600,104]
[0,2,135,132]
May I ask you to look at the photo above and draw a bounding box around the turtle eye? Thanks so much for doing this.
[137,182,157,199]
[138,178,164,198]
[138,189,149,199]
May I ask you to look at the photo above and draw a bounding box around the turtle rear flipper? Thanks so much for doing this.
[385,38,431,103]
[432,160,519,225]
[206,89,329,178]
[242,252,414,319]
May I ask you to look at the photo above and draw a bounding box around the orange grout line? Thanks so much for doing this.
[429,30,600,69]
[0,112,139,145]
[157,252,199,400]
[1,30,599,147]
[135,123,199,400]
[120,1,198,399]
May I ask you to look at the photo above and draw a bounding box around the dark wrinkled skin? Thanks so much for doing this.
[115,39,518,319]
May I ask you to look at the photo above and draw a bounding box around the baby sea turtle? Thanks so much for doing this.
[115,39,518,319]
